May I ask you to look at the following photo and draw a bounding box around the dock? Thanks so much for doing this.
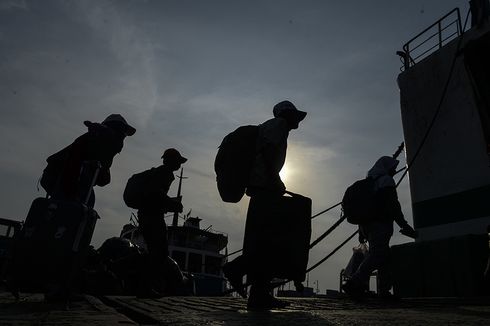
[1,292,490,325]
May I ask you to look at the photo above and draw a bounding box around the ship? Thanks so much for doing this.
[120,168,229,296]
[390,2,490,297]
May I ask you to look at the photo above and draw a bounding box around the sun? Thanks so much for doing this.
[279,164,292,184]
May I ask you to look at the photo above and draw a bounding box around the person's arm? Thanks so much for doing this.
[95,155,112,187]
[261,143,286,192]
[381,187,405,226]
[260,119,289,193]
[358,226,367,243]
[160,177,175,207]
[380,187,416,238]
[152,168,183,213]
[90,124,124,187]
[97,135,124,187]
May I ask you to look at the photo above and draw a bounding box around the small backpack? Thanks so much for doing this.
[40,147,70,195]
[342,177,379,225]
[123,168,156,209]
[214,125,259,203]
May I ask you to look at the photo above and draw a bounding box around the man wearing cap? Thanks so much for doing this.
[248,100,307,195]
[135,148,187,297]
[40,114,136,207]
[223,100,307,310]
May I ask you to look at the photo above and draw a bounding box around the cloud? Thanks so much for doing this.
[0,0,28,11]
[67,1,159,127]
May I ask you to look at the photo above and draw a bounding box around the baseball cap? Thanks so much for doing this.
[162,148,187,164]
[101,114,136,136]
[272,100,307,122]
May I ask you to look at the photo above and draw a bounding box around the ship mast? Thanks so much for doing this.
[172,167,187,227]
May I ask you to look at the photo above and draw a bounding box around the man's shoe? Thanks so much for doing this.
[136,288,164,299]
[222,264,247,298]
[247,295,289,311]
[270,296,290,309]
[378,291,400,302]
[341,281,366,300]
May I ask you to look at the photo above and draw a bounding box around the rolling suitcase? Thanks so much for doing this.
[243,192,312,283]
[8,161,101,296]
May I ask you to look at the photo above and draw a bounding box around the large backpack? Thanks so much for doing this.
[341,177,379,225]
[214,125,259,203]
[123,168,156,209]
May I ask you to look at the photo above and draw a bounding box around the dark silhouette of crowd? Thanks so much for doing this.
[5,101,417,309]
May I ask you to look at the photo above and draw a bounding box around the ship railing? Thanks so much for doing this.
[203,227,228,238]
[399,8,463,71]
[172,240,226,252]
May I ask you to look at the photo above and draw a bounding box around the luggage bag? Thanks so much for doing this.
[243,192,312,283]
[8,161,100,294]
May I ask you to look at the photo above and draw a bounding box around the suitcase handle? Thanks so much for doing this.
[80,161,102,205]
[285,190,301,197]
[73,161,101,252]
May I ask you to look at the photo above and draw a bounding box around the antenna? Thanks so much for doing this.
[392,142,405,159]
[172,168,188,227]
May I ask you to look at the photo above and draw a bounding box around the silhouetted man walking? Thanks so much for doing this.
[343,156,416,299]
[224,100,307,310]
[21,114,135,301]
[134,148,187,297]
[40,114,136,207]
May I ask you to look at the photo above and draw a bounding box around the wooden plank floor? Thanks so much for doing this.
[2,292,490,325]
[0,292,135,325]
[102,296,490,325]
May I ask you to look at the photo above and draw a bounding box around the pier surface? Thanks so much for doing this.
[1,292,490,325]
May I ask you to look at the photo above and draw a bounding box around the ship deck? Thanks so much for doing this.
[1,292,490,325]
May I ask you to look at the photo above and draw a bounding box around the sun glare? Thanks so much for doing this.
[280,164,291,184]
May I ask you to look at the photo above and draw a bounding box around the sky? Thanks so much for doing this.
[0,0,471,293]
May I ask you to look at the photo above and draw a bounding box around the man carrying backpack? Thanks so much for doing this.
[128,148,187,297]
[40,114,136,207]
[23,114,134,301]
[342,156,416,299]
[223,100,307,310]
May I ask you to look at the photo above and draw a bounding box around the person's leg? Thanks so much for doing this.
[242,192,289,309]
[222,255,247,297]
[244,194,269,307]
[223,255,247,277]
[138,213,168,295]
[247,273,289,310]
[346,222,393,295]
[376,248,393,296]
[248,275,270,302]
